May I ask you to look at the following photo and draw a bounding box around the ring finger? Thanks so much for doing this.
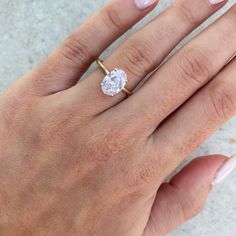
[65,0,227,115]
[21,0,158,96]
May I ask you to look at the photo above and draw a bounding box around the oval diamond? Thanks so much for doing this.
[101,69,128,96]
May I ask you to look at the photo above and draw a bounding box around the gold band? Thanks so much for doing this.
[96,59,109,75]
[96,59,133,96]
[122,87,133,96]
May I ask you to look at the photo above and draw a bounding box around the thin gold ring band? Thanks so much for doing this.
[96,59,110,75]
[96,59,133,97]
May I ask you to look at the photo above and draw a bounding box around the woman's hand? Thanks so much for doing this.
[0,0,236,235]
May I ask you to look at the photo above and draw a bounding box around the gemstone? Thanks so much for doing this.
[101,69,128,96]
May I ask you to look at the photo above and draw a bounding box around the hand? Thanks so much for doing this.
[0,0,236,235]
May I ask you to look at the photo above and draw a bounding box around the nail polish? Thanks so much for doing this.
[213,154,236,185]
[209,0,225,5]
[134,0,157,10]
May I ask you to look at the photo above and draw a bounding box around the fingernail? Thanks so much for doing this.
[134,0,157,10]
[213,154,236,185]
[209,0,225,5]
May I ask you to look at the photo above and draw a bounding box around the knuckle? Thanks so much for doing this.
[39,111,74,144]
[135,159,160,186]
[1,91,32,120]
[174,3,196,26]
[62,34,92,64]
[156,144,180,170]
[130,144,163,190]
[119,40,154,78]
[176,48,211,87]
[102,6,125,32]
[86,128,127,163]
[3,93,23,112]
[207,84,236,121]
[36,100,82,145]
[0,92,38,136]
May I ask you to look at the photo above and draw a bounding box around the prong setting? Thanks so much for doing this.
[101,69,128,96]
[97,59,131,97]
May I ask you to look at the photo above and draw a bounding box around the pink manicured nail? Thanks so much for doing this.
[209,0,225,5]
[134,0,157,10]
[213,154,236,185]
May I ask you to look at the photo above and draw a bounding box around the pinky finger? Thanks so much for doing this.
[143,155,236,236]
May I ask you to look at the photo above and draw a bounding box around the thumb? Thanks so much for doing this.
[144,154,236,236]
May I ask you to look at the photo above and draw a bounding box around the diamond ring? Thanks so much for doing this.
[96,59,133,97]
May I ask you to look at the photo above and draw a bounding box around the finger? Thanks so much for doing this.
[22,0,158,96]
[65,0,227,115]
[123,3,236,134]
[144,155,228,236]
[154,58,236,177]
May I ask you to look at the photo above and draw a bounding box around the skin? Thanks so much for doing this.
[0,0,236,235]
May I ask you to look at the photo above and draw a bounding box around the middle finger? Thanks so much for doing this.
[122,3,236,135]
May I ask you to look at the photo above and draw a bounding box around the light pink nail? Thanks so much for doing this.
[213,154,236,185]
[209,0,225,5]
[134,0,157,10]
